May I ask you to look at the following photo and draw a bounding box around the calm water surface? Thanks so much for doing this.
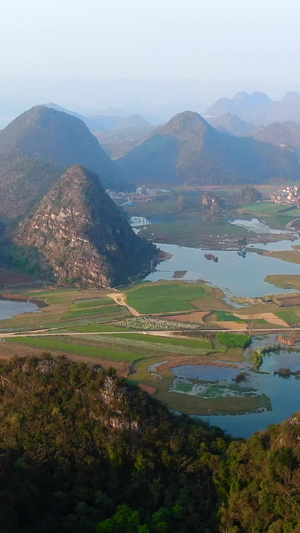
[146,242,300,298]
[141,217,300,436]
[172,348,300,438]
[0,299,39,323]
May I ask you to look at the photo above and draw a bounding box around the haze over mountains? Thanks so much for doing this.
[0,106,127,218]
[205,113,254,137]
[251,121,300,161]
[205,91,300,125]
[0,101,300,223]
[44,103,151,132]
[94,127,154,159]
[118,111,300,185]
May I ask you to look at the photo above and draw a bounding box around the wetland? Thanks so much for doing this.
[2,191,300,438]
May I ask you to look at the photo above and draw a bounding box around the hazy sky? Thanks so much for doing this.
[2,0,300,112]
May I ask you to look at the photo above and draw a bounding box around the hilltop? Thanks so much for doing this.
[13,165,158,287]
[205,91,300,125]
[118,111,300,185]
[252,120,300,162]
[0,106,127,218]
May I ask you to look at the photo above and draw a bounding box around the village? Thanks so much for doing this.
[270,184,300,206]
[106,185,172,207]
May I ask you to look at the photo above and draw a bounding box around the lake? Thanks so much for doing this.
[145,241,300,298]
[0,299,39,324]
[139,216,300,436]
[171,346,300,438]
[133,214,300,298]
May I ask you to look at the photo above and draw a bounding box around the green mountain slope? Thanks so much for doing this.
[0,106,129,219]
[0,151,62,219]
[118,111,300,185]
[0,105,125,188]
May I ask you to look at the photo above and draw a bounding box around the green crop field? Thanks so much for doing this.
[126,281,212,314]
[115,333,212,349]
[239,202,287,215]
[79,334,211,357]
[214,311,247,323]
[23,288,83,304]
[63,304,123,319]
[72,297,113,308]
[6,336,139,361]
[275,309,300,325]
[68,323,129,332]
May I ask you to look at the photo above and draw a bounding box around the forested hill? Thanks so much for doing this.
[0,106,127,219]
[0,106,124,190]
[118,111,300,186]
[0,355,300,532]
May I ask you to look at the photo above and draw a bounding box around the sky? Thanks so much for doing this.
[1,0,300,115]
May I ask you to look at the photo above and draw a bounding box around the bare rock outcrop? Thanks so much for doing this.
[14,165,158,287]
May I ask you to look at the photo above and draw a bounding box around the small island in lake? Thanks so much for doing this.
[204,253,218,262]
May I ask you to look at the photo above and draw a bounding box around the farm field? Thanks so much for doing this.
[126,280,218,314]
[1,273,300,419]
[6,336,140,361]
[63,304,122,319]
[237,202,290,216]
[2,182,300,427]
[0,287,129,331]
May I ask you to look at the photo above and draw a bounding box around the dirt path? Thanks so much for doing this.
[107,291,140,316]
[2,325,300,340]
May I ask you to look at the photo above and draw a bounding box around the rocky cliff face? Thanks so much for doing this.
[14,165,158,287]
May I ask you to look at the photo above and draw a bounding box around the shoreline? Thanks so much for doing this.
[151,357,239,377]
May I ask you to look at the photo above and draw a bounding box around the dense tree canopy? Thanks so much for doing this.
[0,355,299,532]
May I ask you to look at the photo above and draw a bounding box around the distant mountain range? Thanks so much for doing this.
[118,111,300,186]
[0,106,127,218]
[44,103,151,132]
[94,127,154,159]
[205,113,254,136]
[1,103,300,224]
[14,165,157,287]
[204,91,300,125]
